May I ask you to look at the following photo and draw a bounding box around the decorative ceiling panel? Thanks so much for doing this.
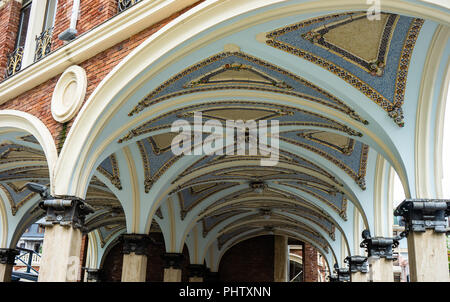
[265,12,424,126]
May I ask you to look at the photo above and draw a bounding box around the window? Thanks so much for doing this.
[15,0,32,50]
[6,0,32,77]
[43,0,58,31]
[35,0,58,62]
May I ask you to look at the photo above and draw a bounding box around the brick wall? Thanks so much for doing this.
[52,0,117,51]
[0,1,204,152]
[100,233,191,282]
[218,235,275,282]
[303,243,318,282]
[0,0,21,78]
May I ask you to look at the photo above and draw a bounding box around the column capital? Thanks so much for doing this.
[39,196,94,230]
[394,199,450,234]
[333,264,350,282]
[84,268,103,282]
[344,255,368,273]
[0,248,19,265]
[161,253,184,269]
[327,274,339,282]
[360,230,399,260]
[187,264,206,278]
[121,233,151,256]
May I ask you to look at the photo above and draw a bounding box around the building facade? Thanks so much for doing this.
[0,0,449,282]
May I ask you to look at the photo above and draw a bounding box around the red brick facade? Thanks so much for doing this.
[303,243,319,282]
[0,0,204,151]
[0,0,21,78]
[219,235,275,282]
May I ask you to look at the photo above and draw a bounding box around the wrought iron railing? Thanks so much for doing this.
[5,47,24,78]
[34,27,53,62]
[118,0,140,13]
[14,247,41,274]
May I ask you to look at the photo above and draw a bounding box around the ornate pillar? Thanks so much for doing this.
[0,249,19,282]
[121,234,150,282]
[38,197,94,282]
[188,264,206,282]
[394,199,450,282]
[273,235,288,282]
[162,253,184,282]
[344,256,368,282]
[360,230,398,282]
[85,268,103,282]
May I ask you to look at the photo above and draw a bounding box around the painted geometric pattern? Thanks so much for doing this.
[266,12,424,127]
[136,135,183,193]
[129,52,367,124]
[217,219,329,251]
[97,154,122,190]
[202,200,336,240]
[121,100,363,144]
[176,149,342,186]
[177,182,239,219]
[281,181,348,220]
[279,130,369,189]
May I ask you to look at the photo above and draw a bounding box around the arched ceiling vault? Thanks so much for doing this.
[47,1,449,266]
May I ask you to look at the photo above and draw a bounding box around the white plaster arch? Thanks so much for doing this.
[56,0,449,199]
[0,110,58,193]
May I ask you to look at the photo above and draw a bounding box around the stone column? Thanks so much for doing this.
[274,235,287,282]
[162,253,184,282]
[0,249,19,282]
[188,264,206,282]
[395,199,450,282]
[360,230,398,282]
[345,256,368,282]
[38,197,94,282]
[120,234,150,282]
[85,268,102,282]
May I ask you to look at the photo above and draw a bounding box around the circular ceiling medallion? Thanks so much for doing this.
[51,65,87,123]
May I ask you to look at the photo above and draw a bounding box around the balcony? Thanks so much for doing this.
[34,27,53,62]
[5,47,24,79]
[118,0,141,13]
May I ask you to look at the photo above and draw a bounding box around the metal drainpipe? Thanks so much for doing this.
[58,0,80,41]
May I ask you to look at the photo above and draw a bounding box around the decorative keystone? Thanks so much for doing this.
[394,199,450,234]
[0,249,19,265]
[121,234,151,256]
[188,264,206,278]
[162,253,184,269]
[344,255,368,273]
[360,230,399,260]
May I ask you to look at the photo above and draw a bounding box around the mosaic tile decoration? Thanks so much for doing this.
[129,52,367,124]
[265,12,424,127]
